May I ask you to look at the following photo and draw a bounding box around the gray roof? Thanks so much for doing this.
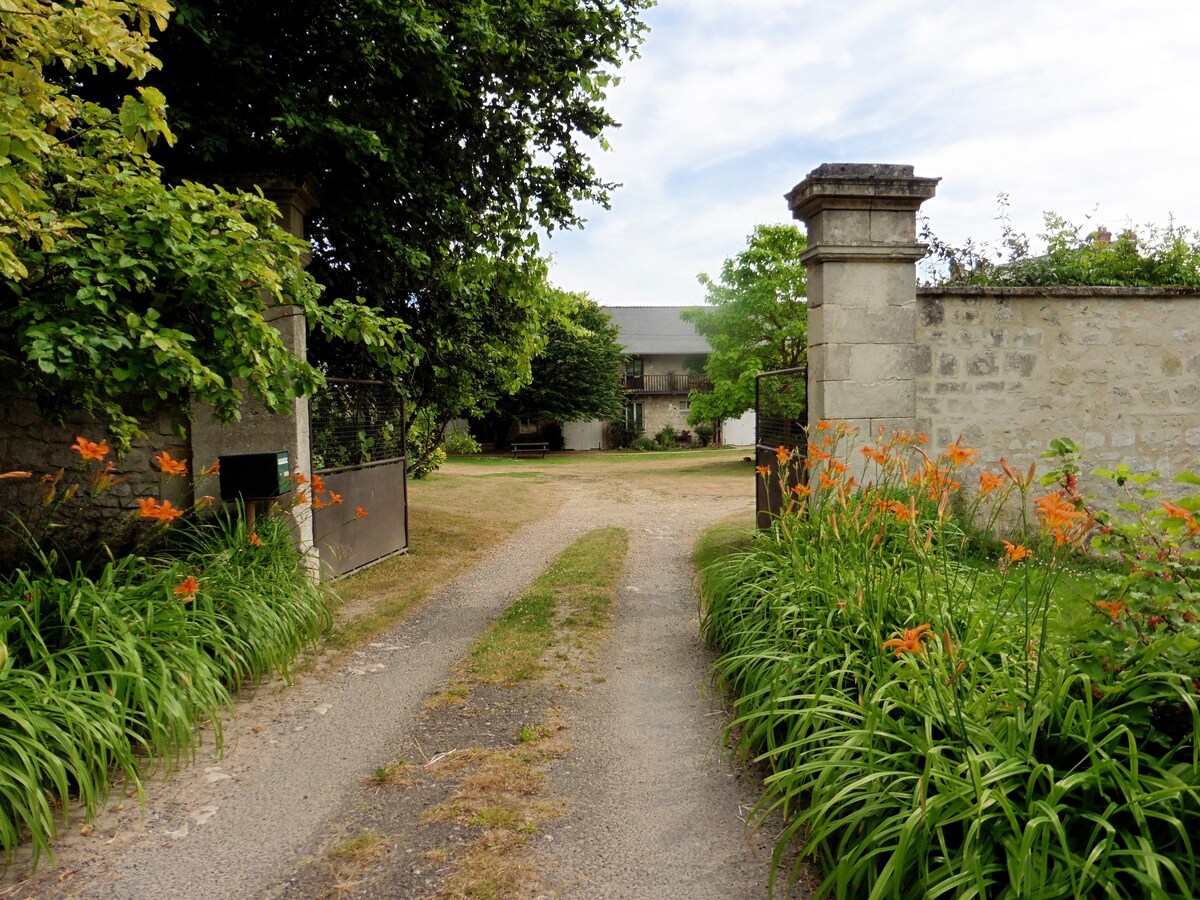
[601,306,710,354]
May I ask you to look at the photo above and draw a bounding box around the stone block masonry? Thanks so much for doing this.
[916,286,1200,493]
[787,162,1200,507]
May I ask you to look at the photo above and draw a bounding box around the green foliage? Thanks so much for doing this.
[405,408,448,480]
[0,512,330,865]
[443,430,482,456]
[628,436,657,452]
[653,424,679,448]
[1,2,407,449]
[924,197,1200,287]
[683,224,808,427]
[700,427,1199,898]
[693,422,715,447]
[495,293,627,425]
[127,0,652,425]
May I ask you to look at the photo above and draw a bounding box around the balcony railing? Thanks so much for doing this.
[622,373,711,394]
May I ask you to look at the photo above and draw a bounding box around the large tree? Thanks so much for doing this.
[496,294,626,424]
[123,0,653,415]
[682,224,808,428]
[0,1,403,448]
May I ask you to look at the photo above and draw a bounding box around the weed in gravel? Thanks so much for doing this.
[328,830,388,863]
[364,759,418,789]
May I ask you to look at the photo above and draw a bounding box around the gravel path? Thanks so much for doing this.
[8,456,805,899]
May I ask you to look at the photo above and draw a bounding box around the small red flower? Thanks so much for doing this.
[174,576,199,599]
[249,533,263,547]
[355,505,368,519]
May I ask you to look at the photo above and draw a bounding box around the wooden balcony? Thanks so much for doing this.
[622,373,711,394]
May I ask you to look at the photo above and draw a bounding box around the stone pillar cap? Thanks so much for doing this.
[787,163,939,221]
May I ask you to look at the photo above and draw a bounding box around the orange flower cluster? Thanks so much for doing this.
[942,439,980,467]
[1161,500,1200,537]
[1095,599,1125,620]
[137,497,185,522]
[883,623,934,658]
[174,576,199,599]
[1003,541,1031,563]
[154,451,188,477]
[1034,491,1091,546]
[979,471,1005,495]
[72,436,110,462]
[755,465,770,477]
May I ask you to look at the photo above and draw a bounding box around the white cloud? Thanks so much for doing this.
[547,1,1200,305]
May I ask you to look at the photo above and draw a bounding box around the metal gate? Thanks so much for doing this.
[309,378,408,578]
[755,366,808,529]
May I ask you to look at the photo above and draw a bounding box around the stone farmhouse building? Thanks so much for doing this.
[561,306,756,450]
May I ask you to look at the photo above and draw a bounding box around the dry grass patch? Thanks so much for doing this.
[434,829,543,900]
[328,830,389,864]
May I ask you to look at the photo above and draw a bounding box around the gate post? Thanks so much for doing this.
[191,175,319,570]
[787,164,938,437]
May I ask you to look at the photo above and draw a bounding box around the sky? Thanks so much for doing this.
[543,1,1200,307]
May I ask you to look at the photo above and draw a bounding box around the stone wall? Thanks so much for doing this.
[915,286,1200,485]
[0,401,190,563]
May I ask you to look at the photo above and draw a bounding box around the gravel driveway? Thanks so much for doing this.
[5,454,808,899]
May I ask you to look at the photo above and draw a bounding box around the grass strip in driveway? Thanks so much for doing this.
[288,527,628,899]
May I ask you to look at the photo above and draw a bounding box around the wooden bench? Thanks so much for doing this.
[511,441,549,459]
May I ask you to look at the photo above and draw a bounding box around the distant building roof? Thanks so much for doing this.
[601,306,709,354]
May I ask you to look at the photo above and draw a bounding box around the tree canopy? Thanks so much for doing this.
[131,0,653,415]
[0,1,404,448]
[497,294,626,424]
[682,224,808,427]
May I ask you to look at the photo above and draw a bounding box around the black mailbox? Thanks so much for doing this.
[218,451,291,501]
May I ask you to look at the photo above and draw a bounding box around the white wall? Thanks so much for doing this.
[563,419,604,451]
[722,410,756,445]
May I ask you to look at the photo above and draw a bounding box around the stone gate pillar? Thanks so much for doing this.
[191,174,320,564]
[787,163,939,437]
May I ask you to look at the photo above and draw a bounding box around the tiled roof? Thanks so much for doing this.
[601,306,710,354]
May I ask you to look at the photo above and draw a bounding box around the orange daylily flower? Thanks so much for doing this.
[755,465,770,476]
[775,445,791,465]
[1095,600,1125,621]
[1003,541,1031,563]
[942,439,980,466]
[72,436,110,462]
[883,623,934,658]
[827,459,850,476]
[819,471,840,489]
[295,490,309,506]
[174,576,199,599]
[355,505,369,518]
[1033,491,1086,531]
[249,533,264,547]
[328,492,344,505]
[311,473,327,494]
[861,446,887,465]
[807,443,831,462]
[816,420,832,431]
[1161,500,1200,535]
[312,496,328,510]
[979,471,1004,495]
[791,483,812,498]
[154,451,188,477]
[201,460,221,477]
[136,497,185,522]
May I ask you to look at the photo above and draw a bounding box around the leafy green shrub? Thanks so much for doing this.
[443,430,482,456]
[629,436,658,452]
[924,198,1200,287]
[701,424,1200,898]
[607,417,642,449]
[0,442,334,864]
[693,422,715,447]
[653,425,678,448]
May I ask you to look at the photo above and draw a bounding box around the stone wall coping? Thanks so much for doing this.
[918,285,1200,298]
